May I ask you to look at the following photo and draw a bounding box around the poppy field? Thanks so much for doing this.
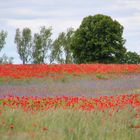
[0,64,140,80]
[0,64,140,140]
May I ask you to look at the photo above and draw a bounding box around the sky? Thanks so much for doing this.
[0,0,140,64]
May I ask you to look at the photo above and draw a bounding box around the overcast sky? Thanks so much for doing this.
[0,0,140,63]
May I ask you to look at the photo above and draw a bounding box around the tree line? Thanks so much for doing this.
[0,14,140,64]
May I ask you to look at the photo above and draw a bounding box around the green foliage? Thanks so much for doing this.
[0,54,14,64]
[50,28,74,64]
[15,28,32,64]
[71,14,126,64]
[121,51,140,64]
[32,26,52,64]
[96,73,109,79]
[0,30,10,64]
[0,30,7,52]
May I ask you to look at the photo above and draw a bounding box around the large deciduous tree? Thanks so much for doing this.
[15,28,32,64]
[71,14,126,64]
[32,26,52,64]
[50,28,74,64]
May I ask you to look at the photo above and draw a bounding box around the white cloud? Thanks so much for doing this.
[7,18,81,37]
[117,15,140,31]
[116,0,140,10]
[0,0,140,63]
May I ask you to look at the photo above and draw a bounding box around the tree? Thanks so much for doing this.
[0,30,13,64]
[15,28,32,64]
[0,54,14,64]
[71,14,126,64]
[32,26,52,64]
[121,51,140,64]
[0,30,7,52]
[50,28,74,64]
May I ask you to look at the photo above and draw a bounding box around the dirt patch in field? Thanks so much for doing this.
[0,74,140,97]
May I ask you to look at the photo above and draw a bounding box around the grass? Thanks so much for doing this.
[0,72,128,86]
[0,106,140,140]
[95,73,109,79]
